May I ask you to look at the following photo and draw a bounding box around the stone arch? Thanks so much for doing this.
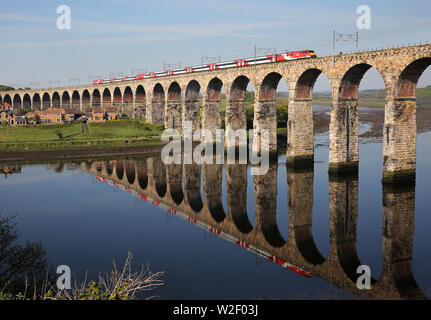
[184,164,203,213]
[3,94,12,106]
[230,75,250,101]
[82,90,90,110]
[167,164,184,205]
[123,86,133,117]
[166,82,182,130]
[294,68,325,99]
[23,93,31,110]
[328,176,368,284]
[203,78,224,143]
[115,160,124,180]
[32,93,41,110]
[203,163,226,223]
[135,85,146,119]
[375,187,425,298]
[227,75,252,149]
[113,87,122,110]
[260,72,283,100]
[287,170,326,265]
[395,57,431,98]
[136,160,148,190]
[254,72,286,154]
[226,164,253,234]
[287,68,329,168]
[62,91,71,109]
[149,83,165,125]
[42,92,51,109]
[339,64,383,98]
[72,91,80,110]
[54,164,64,173]
[52,92,60,108]
[92,89,101,108]
[106,161,114,176]
[125,160,136,184]
[184,80,201,135]
[330,63,387,172]
[152,157,167,198]
[13,94,22,109]
[102,88,111,108]
[382,57,431,182]
[85,161,92,170]
[255,164,285,248]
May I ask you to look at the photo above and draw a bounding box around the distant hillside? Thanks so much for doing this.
[416,86,431,102]
[311,86,431,108]
[0,85,15,91]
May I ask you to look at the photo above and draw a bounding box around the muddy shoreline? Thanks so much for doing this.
[2,106,431,163]
[313,105,431,138]
[0,144,166,163]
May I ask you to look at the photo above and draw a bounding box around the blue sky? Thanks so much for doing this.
[1,0,431,91]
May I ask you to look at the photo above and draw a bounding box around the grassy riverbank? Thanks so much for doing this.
[0,120,165,151]
[312,86,431,108]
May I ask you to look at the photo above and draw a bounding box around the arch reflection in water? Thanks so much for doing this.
[167,164,183,205]
[203,163,225,223]
[226,163,253,234]
[80,157,426,300]
[184,164,203,212]
[287,168,325,266]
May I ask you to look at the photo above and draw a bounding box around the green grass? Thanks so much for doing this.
[0,120,165,151]
[0,123,84,143]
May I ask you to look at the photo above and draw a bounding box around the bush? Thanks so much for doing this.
[55,129,63,141]
[44,252,163,300]
[246,106,254,129]
[276,105,289,128]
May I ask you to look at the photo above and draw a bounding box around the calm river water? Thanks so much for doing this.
[1,105,431,300]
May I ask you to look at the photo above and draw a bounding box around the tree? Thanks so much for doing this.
[55,129,63,141]
[276,105,289,128]
[0,213,50,298]
[0,85,15,91]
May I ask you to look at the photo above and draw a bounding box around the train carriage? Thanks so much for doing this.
[92,50,316,85]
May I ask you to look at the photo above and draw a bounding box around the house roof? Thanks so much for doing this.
[42,108,63,115]
[64,108,79,114]
[86,107,104,113]
[1,110,17,116]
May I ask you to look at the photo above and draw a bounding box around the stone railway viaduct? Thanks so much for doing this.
[79,157,426,300]
[3,44,431,182]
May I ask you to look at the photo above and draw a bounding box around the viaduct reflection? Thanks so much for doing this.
[78,157,426,300]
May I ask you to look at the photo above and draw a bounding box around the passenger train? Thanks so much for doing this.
[92,50,317,85]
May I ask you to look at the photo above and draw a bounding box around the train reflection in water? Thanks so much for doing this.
[75,157,426,300]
